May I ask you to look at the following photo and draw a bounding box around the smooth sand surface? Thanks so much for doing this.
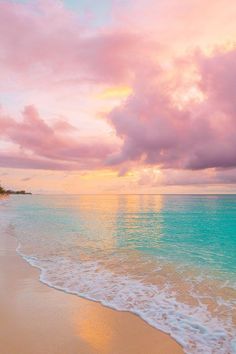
[0,232,183,354]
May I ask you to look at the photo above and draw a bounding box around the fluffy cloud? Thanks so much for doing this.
[0,0,236,189]
[0,0,146,89]
[137,167,236,188]
[0,105,116,169]
[108,48,236,171]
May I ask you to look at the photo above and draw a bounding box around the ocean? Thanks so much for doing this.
[1,194,236,353]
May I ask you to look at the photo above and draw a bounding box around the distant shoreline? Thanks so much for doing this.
[5,191,32,195]
[0,185,32,195]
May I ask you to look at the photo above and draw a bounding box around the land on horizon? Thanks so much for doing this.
[0,184,31,195]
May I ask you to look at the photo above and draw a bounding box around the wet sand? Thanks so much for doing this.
[0,232,183,354]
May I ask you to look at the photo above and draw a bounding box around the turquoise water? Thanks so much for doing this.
[1,194,236,353]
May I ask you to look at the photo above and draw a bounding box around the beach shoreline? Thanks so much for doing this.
[0,230,183,354]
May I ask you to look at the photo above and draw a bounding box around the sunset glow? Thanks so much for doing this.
[1,0,236,193]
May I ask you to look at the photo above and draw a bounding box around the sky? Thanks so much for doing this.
[0,0,236,194]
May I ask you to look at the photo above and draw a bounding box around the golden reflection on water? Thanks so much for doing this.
[76,194,164,214]
[74,195,164,250]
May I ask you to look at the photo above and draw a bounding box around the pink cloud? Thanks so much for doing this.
[0,0,236,187]
[138,168,236,187]
[0,152,74,170]
[0,105,117,170]
[0,0,146,89]
[115,0,236,54]
[107,48,236,171]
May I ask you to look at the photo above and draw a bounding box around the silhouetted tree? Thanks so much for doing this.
[0,184,31,195]
[0,184,6,194]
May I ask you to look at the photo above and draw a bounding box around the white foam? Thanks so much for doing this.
[16,243,236,354]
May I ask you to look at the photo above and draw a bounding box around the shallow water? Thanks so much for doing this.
[1,194,236,353]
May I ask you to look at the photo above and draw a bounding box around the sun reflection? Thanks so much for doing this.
[62,195,165,254]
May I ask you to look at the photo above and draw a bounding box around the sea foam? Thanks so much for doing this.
[17,244,236,354]
[3,194,236,354]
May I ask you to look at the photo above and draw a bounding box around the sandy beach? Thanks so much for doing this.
[0,231,183,354]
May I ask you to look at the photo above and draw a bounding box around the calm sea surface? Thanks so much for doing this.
[1,194,236,353]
